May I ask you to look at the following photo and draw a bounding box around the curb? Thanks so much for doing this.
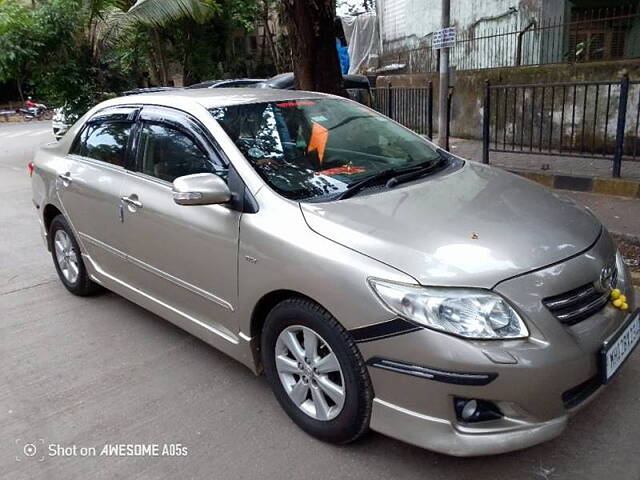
[612,232,640,246]
[1,117,30,123]
[509,169,640,199]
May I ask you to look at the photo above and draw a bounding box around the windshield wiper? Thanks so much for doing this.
[334,168,400,200]
[335,162,432,200]
[385,157,446,188]
[334,155,447,201]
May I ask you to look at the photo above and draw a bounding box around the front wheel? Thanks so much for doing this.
[262,298,373,444]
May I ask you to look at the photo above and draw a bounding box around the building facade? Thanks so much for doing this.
[375,0,640,74]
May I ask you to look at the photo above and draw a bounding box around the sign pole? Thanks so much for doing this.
[437,0,450,148]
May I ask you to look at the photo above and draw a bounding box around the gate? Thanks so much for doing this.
[482,74,640,177]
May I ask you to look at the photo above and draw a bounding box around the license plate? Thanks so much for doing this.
[601,309,640,383]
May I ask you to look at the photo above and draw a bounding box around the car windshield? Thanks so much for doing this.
[210,99,442,201]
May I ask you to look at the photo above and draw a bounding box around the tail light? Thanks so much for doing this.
[27,161,34,177]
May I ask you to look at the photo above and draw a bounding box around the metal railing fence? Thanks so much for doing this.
[482,74,640,177]
[371,83,435,139]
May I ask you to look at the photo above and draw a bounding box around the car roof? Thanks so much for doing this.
[121,86,179,96]
[109,87,334,109]
[186,78,266,89]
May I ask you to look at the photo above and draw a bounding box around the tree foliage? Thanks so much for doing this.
[0,1,41,98]
[0,0,267,118]
[127,0,218,27]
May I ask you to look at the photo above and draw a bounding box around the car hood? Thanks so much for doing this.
[300,162,601,289]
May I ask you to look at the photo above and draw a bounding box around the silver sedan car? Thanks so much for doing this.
[31,89,638,456]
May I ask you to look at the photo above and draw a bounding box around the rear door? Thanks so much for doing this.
[118,106,241,340]
[58,107,138,280]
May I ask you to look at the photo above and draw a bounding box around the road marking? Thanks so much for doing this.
[4,131,29,138]
[26,129,51,137]
[0,128,51,138]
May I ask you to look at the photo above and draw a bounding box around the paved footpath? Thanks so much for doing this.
[563,191,640,239]
[449,137,640,181]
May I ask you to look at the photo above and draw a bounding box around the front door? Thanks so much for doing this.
[118,106,240,341]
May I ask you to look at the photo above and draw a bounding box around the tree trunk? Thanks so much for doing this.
[16,75,24,102]
[264,6,282,71]
[260,1,268,68]
[282,0,345,95]
[151,29,169,86]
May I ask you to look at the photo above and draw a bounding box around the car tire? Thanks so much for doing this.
[262,297,373,444]
[49,214,100,296]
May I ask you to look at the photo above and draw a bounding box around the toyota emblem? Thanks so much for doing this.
[595,265,615,292]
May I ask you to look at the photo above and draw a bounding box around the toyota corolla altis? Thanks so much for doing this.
[31,89,638,456]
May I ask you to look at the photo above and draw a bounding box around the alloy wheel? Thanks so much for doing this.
[274,325,345,421]
[54,229,79,285]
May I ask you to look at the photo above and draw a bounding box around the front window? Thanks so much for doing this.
[136,123,223,182]
[210,99,443,201]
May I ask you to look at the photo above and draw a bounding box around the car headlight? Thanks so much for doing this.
[368,279,528,339]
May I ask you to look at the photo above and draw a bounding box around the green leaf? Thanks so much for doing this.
[127,0,218,26]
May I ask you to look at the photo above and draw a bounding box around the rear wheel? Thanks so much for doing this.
[262,298,373,444]
[49,215,100,296]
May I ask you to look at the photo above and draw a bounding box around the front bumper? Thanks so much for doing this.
[358,231,636,456]
[52,121,68,139]
[370,397,568,456]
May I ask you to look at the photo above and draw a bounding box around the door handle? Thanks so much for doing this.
[58,172,72,186]
[120,195,143,210]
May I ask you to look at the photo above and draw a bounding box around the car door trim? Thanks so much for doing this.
[83,253,239,345]
[67,154,128,173]
[79,232,127,260]
[125,169,173,189]
[125,253,234,312]
[79,232,234,312]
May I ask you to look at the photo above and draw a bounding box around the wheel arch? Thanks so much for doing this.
[42,203,63,250]
[249,289,339,371]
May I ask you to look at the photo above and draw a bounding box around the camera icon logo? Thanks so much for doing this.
[16,439,45,462]
[23,444,37,457]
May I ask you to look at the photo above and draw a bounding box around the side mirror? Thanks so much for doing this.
[172,173,231,206]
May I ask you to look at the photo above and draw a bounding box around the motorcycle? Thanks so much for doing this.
[18,105,54,121]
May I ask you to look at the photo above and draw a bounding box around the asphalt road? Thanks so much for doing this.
[1,121,639,480]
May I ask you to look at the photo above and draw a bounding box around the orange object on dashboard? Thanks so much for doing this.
[307,122,328,165]
[318,165,365,176]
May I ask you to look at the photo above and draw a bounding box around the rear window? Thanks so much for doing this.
[71,121,132,167]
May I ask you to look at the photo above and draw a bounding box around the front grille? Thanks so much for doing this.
[543,268,617,326]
